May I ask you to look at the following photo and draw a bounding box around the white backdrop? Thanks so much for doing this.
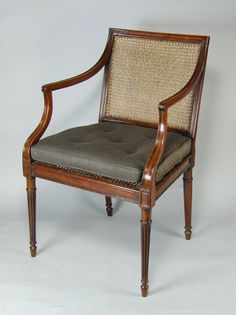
[0,1,236,314]
[0,0,236,211]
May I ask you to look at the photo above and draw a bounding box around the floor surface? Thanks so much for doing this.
[1,181,235,315]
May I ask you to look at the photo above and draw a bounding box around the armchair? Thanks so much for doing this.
[23,28,209,297]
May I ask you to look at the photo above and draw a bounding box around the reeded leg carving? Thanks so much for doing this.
[26,177,37,257]
[140,207,152,297]
[183,168,193,240]
[105,196,113,217]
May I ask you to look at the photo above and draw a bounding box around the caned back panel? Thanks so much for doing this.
[103,35,201,131]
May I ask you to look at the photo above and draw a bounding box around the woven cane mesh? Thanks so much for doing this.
[104,36,201,130]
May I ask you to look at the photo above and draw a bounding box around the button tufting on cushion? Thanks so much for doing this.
[31,122,191,183]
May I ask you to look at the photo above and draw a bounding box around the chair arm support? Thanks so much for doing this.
[23,91,53,175]
[140,106,168,206]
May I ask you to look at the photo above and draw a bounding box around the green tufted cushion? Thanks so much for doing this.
[31,122,191,183]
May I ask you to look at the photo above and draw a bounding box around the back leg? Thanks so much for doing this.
[183,168,193,240]
[105,196,113,216]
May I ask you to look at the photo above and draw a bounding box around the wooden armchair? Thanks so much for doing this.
[23,28,209,297]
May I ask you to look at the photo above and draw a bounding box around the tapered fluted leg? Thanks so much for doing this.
[105,196,113,216]
[140,207,152,297]
[183,168,193,240]
[26,177,37,257]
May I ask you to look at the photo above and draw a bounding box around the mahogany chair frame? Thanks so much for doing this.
[23,28,209,297]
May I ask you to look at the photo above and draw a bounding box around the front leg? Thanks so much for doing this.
[140,206,152,297]
[26,177,37,257]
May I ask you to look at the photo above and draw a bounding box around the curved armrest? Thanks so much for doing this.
[42,64,103,93]
[140,45,206,196]
[159,45,205,110]
[23,35,113,173]
[42,36,113,92]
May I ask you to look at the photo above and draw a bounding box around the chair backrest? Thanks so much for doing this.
[100,29,209,136]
